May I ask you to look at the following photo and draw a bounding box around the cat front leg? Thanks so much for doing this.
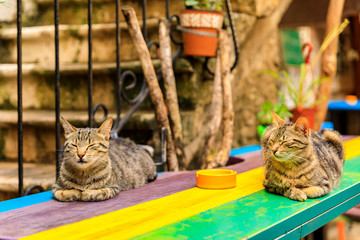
[52,184,82,202]
[263,179,286,195]
[81,186,120,202]
[284,187,307,202]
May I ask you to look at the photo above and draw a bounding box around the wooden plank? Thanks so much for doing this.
[1,137,357,239]
[133,156,360,239]
[21,137,360,239]
[350,15,360,98]
[278,192,360,239]
[0,191,53,213]
[21,168,265,240]
[343,137,360,159]
[0,153,262,239]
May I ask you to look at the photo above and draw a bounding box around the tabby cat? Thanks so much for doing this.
[261,112,344,202]
[52,117,157,202]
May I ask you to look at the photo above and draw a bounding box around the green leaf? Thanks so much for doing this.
[302,76,329,106]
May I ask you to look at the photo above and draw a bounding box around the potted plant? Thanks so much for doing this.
[257,95,293,137]
[265,19,349,129]
[265,64,328,129]
[180,0,224,57]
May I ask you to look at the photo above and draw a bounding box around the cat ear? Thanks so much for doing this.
[293,117,309,137]
[271,111,287,127]
[97,118,113,140]
[60,116,77,138]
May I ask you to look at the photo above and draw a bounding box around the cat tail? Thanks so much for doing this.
[320,129,345,163]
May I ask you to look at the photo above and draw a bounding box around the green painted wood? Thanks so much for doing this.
[281,29,304,66]
[134,156,360,239]
[277,193,360,240]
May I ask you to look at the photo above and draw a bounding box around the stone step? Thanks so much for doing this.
[0,20,166,64]
[0,108,198,164]
[0,162,55,201]
[0,0,183,26]
[0,109,157,163]
[0,59,195,110]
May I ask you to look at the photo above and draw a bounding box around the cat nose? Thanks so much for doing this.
[78,153,84,160]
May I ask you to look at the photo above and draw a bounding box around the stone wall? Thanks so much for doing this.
[231,0,292,147]
[0,0,292,166]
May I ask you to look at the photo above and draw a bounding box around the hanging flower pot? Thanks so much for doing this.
[179,9,223,57]
[290,106,318,130]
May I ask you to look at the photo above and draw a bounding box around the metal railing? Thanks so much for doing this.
[15,0,239,197]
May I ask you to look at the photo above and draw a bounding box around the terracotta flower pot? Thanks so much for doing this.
[180,9,223,57]
[290,107,318,129]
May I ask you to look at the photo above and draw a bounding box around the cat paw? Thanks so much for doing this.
[53,189,81,202]
[284,188,307,202]
[81,189,113,202]
[302,186,328,199]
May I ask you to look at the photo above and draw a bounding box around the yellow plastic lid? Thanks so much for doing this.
[196,169,237,189]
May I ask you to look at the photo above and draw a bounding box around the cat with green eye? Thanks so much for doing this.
[52,117,157,202]
[261,112,344,202]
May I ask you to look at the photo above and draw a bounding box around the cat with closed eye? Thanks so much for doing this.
[261,112,344,202]
[52,117,157,202]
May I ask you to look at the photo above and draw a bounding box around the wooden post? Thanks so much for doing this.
[159,18,187,169]
[122,6,179,171]
[314,0,345,130]
[217,30,234,166]
[350,16,360,98]
[201,53,223,169]
[204,30,234,168]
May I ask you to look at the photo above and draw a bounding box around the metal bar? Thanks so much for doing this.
[225,0,239,71]
[88,0,93,127]
[114,0,121,131]
[166,0,169,20]
[54,0,61,179]
[17,0,23,197]
[142,0,147,41]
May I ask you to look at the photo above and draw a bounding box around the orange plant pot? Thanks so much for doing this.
[180,9,223,57]
[290,107,318,129]
[182,27,218,57]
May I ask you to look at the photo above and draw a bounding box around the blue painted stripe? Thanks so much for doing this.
[0,191,53,213]
[230,145,261,156]
[328,100,360,111]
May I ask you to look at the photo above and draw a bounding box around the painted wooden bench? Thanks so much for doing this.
[0,137,359,239]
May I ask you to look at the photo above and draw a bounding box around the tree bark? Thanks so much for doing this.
[201,52,223,169]
[205,30,234,168]
[217,30,234,167]
[158,18,187,169]
[122,6,179,171]
[314,0,345,130]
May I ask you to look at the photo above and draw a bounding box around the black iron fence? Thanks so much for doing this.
[15,0,238,197]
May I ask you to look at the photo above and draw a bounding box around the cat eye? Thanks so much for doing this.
[70,144,78,148]
[86,144,96,150]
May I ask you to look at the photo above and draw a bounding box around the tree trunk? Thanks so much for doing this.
[122,6,179,171]
[217,30,234,166]
[314,0,345,130]
[205,30,234,168]
[159,18,187,169]
[201,52,223,169]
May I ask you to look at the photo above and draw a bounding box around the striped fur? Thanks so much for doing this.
[261,112,344,202]
[52,117,157,202]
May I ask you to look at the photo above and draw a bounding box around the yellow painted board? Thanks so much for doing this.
[343,137,360,160]
[22,137,358,240]
[22,168,265,240]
